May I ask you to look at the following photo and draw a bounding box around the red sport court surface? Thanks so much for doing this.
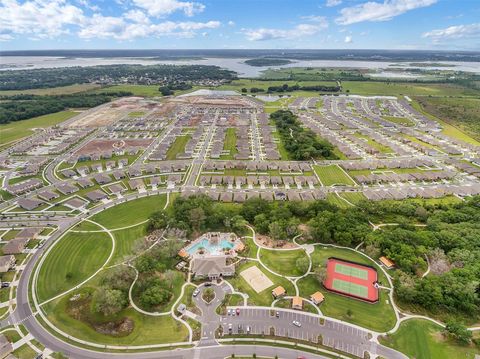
[324,258,378,302]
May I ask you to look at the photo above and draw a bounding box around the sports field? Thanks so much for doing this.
[324,258,378,302]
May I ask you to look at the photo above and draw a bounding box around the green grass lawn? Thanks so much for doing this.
[242,236,258,259]
[228,261,295,307]
[90,194,167,229]
[36,231,112,303]
[259,248,309,277]
[313,165,356,186]
[43,295,189,345]
[353,132,393,154]
[110,224,148,264]
[339,192,366,205]
[0,110,79,147]
[297,275,396,332]
[166,135,191,160]
[382,116,415,127]
[326,193,352,209]
[12,344,37,359]
[380,319,479,359]
[220,128,238,160]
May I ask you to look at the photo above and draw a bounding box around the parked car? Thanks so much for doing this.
[1,282,10,288]
[236,308,240,316]
[246,326,251,334]
[192,289,200,297]
[292,321,302,327]
[276,311,280,318]
[228,323,233,333]
[204,282,212,287]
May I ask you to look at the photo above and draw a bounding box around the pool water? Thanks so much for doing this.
[187,238,234,255]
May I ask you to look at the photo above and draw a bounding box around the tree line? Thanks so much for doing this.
[270,110,337,160]
[0,91,132,124]
[0,64,237,90]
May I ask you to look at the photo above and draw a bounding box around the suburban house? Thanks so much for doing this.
[191,255,235,280]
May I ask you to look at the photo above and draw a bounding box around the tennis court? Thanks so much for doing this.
[323,257,379,303]
[335,263,369,280]
[332,279,369,298]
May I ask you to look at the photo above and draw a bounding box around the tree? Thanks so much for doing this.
[189,207,206,231]
[296,257,310,274]
[140,285,172,307]
[314,267,327,284]
[445,321,472,344]
[93,288,127,316]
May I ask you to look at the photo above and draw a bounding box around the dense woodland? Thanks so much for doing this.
[244,58,293,67]
[0,64,237,90]
[266,83,340,93]
[0,92,132,124]
[149,195,480,324]
[270,110,337,160]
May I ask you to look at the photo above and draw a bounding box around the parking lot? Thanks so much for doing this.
[220,307,370,358]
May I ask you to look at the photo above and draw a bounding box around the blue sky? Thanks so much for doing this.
[1,0,479,51]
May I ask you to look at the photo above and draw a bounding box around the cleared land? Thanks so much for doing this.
[90,194,167,228]
[380,319,479,359]
[313,165,356,186]
[0,111,79,148]
[36,231,112,302]
[0,83,101,96]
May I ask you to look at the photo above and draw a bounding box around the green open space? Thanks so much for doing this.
[90,194,167,229]
[43,294,189,346]
[382,116,415,127]
[412,97,480,145]
[12,344,37,359]
[228,261,295,307]
[313,165,356,186]
[111,224,148,264]
[259,248,308,277]
[0,110,79,148]
[166,135,191,160]
[380,319,479,359]
[326,193,352,209]
[36,231,112,303]
[298,275,395,332]
[353,132,393,153]
[219,128,238,160]
[338,192,366,205]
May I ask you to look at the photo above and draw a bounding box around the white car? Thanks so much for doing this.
[192,289,200,297]
[292,321,302,327]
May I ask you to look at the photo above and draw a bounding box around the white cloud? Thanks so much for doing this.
[326,0,342,7]
[0,0,85,39]
[228,20,235,26]
[344,35,352,43]
[78,15,220,40]
[132,0,205,18]
[243,17,328,41]
[422,23,480,40]
[336,0,437,25]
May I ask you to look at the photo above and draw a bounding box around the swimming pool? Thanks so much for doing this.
[186,238,234,255]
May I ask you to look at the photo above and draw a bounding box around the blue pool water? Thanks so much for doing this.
[187,238,234,255]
